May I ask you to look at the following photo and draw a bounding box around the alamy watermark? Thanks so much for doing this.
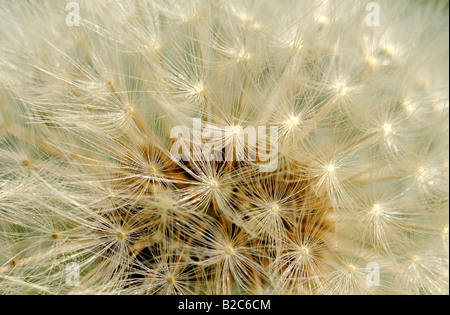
[64,1,380,29]
[365,2,380,27]
[365,262,380,287]
[65,2,80,27]
[66,262,80,287]
[170,119,279,172]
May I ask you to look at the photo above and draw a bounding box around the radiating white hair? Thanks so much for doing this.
[0,0,448,295]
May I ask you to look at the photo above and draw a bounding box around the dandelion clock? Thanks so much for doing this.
[0,0,448,295]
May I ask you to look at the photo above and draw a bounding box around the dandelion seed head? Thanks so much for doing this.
[106,80,114,89]
[372,204,383,216]
[147,164,158,176]
[124,107,134,117]
[193,83,205,95]
[334,81,348,96]
[384,44,397,58]
[269,203,280,213]
[209,179,219,190]
[0,0,447,296]
[287,115,300,127]
[383,123,393,136]
[116,231,126,241]
[165,275,175,285]
[224,245,235,256]
[239,14,254,23]
[317,15,330,26]
[157,192,176,210]
[299,246,310,257]
[231,125,242,135]
[237,49,251,62]
[365,55,377,66]
[51,231,60,240]
[21,159,31,167]
[402,99,414,113]
[153,42,162,52]
[107,191,116,200]
[417,166,428,183]
[347,264,356,273]
[326,164,335,173]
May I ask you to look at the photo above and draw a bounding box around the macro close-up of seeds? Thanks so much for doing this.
[0,0,448,295]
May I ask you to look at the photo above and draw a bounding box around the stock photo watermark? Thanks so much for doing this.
[63,1,380,30]
[169,119,279,172]
[65,2,80,27]
[365,262,380,287]
[66,262,80,287]
[365,2,380,27]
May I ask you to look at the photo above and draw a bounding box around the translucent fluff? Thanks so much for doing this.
[0,0,448,295]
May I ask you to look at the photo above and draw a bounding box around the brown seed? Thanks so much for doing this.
[166,276,175,285]
[51,231,59,240]
[117,231,125,240]
[225,246,235,256]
